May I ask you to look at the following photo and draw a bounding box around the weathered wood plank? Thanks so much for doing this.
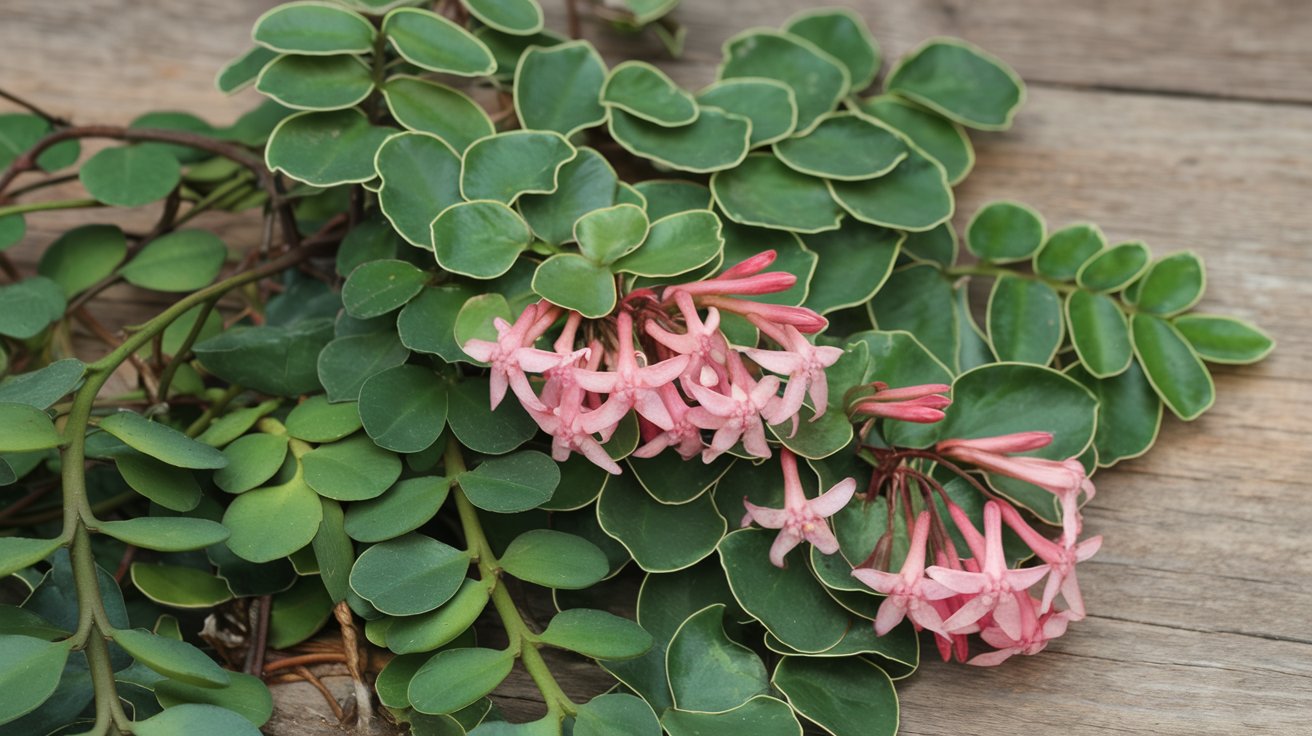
[2,2,1309,734]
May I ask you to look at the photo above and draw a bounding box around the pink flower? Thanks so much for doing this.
[742,322,844,425]
[664,250,795,299]
[851,512,956,635]
[525,387,622,475]
[999,502,1102,618]
[686,353,779,461]
[645,290,730,388]
[968,595,1073,666]
[741,449,857,567]
[576,312,689,432]
[849,382,952,424]
[632,383,704,460]
[926,501,1050,640]
[937,432,1096,502]
[697,295,828,334]
[461,301,559,410]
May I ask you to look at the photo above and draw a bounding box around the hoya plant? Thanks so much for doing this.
[0,1,1274,735]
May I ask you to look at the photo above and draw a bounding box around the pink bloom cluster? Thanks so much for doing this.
[851,431,1102,666]
[461,250,840,472]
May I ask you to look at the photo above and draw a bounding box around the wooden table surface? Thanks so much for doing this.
[3,2,1310,734]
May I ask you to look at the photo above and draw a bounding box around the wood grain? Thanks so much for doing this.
[2,1,1309,734]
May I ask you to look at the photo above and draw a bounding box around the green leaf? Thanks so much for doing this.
[661,695,802,736]
[784,8,881,90]
[868,264,957,368]
[460,451,559,514]
[358,365,448,453]
[602,61,698,126]
[772,656,898,736]
[856,96,974,184]
[519,148,618,246]
[216,46,280,94]
[696,78,797,147]
[349,533,468,616]
[0,537,61,578]
[454,294,513,353]
[0,214,25,250]
[1131,314,1215,421]
[386,577,489,654]
[266,109,393,186]
[115,453,202,511]
[609,107,750,174]
[1034,223,1105,281]
[120,229,227,292]
[614,210,723,278]
[0,277,65,339]
[575,204,649,265]
[1066,290,1133,377]
[1173,314,1275,364]
[711,153,842,233]
[98,412,225,469]
[464,0,543,34]
[886,38,1025,130]
[1136,251,1206,316]
[409,647,514,714]
[966,201,1045,263]
[461,131,576,204]
[303,433,403,501]
[214,433,288,494]
[446,378,537,454]
[540,608,652,660]
[829,145,953,232]
[253,2,376,54]
[0,636,71,725]
[1076,241,1150,293]
[986,275,1063,364]
[317,329,410,402]
[154,672,273,727]
[1067,361,1162,467]
[79,145,181,208]
[719,30,850,134]
[667,604,768,711]
[222,477,323,562]
[432,201,532,279]
[513,41,607,136]
[130,564,233,609]
[0,403,61,454]
[801,219,901,314]
[255,53,373,110]
[375,131,464,247]
[383,76,494,152]
[37,224,126,297]
[774,112,905,181]
[499,529,609,589]
[345,476,451,542]
[112,629,229,687]
[98,518,229,552]
[625,454,729,506]
[531,254,616,318]
[285,394,362,443]
[342,259,427,318]
[134,704,261,736]
[195,319,334,397]
[574,693,660,736]
[598,472,726,572]
[718,529,855,652]
[398,285,478,362]
[478,25,566,79]
[383,8,496,76]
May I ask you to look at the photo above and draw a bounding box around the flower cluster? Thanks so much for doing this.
[461,250,841,472]
[743,432,1101,667]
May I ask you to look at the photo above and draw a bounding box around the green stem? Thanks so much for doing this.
[0,197,102,218]
[155,296,218,400]
[445,443,577,718]
[56,245,321,730]
[170,175,255,229]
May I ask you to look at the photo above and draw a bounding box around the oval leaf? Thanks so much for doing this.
[1076,241,1150,293]
[383,8,496,76]
[111,629,230,687]
[348,534,468,616]
[967,201,1045,263]
[1066,290,1133,378]
[667,604,768,712]
[602,61,698,126]
[609,107,750,174]
[1136,251,1206,316]
[828,145,953,232]
[121,230,227,292]
[253,2,376,55]
[711,153,842,234]
[886,38,1025,130]
[98,412,226,469]
[460,131,576,204]
[408,647,514,715]
[433,200,532,279]
[266,109,393,186]
[986,275,1062,364]
[98,518,229,552]
[79,145,180,208]
[222,478,323,563]
[499,529,608,589]
[1131,314,1215,421]
[773,112,905,181]
[540,608,653,660]
[1172,314,1274,364]
[514,41,607,137]
[460,451,559,514]
[719,30,850,134]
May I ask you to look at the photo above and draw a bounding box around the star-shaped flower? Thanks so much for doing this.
[741,449,857,567]
[646,290,730,388]
[575,312,689,432]
[461,301,559,410]
[968,596,1073,667]
[632,383,704,460]
[686,354,779,461]
[851,511,956,635]
[742,322,844,424]
[999,502,1101,618]
[925,501,1050,640]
